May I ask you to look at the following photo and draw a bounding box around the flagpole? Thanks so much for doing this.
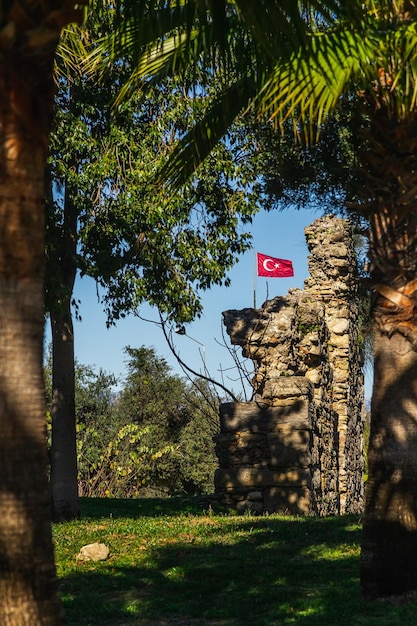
[253,250,257,308]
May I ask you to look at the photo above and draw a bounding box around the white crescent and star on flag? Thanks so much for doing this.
[263,257,282,272]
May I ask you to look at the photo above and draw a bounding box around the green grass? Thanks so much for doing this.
[53,497,417,625]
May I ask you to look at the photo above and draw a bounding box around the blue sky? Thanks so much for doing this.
[44,205,372,398]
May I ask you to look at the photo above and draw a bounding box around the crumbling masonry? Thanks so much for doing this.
[214,215,365,516]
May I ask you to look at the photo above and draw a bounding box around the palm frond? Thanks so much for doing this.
[114,26,210,106]
[253,25,378,142]
[55,24,90,79]
[81,0,417,189]
[157,77,258,187]
[83,2,227,82]
[389,20,417,114]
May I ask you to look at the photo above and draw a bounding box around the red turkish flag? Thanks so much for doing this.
[257,253,294,278]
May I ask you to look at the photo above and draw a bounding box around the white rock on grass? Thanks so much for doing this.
[76,542,109,562]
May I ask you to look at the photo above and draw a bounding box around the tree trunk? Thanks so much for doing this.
[50,300,79,521]
[355,110,417,598]
[48,163,79,521]
[0,62,64,623]
[361,330,417,598]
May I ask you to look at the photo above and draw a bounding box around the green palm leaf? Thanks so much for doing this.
[255,27,376,140]
[157,76,258,187]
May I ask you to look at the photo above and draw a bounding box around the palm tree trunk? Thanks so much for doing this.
[361,329,417,597]
[358,112,417,596]
[352,105,417,598]
[0,61,64,623]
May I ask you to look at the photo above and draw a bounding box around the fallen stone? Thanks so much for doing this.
[76,542,109,562]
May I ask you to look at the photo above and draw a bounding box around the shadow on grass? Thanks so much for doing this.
[59,510,417,626]
[79,496,209,519]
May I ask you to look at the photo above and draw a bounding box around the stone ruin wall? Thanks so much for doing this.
[214,215,365,516]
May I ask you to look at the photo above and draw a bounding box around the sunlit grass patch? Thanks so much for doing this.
[301,542,360,561]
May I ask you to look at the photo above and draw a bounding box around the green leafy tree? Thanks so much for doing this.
[100,0,417,598]
[176,379,220,494]
[45,355,178,498]
[73,364,118,488]
[47,11,268,521]
[116,346,219,495]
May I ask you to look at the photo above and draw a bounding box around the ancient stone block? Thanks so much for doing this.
[262,377,313,401]
[329,333,350,349]
[213,432,268,468]
[267,430,311,468]
[214,467,311,491]
[263,487,312,515]
[219,400,311,432]
[305,369,322,385]
[327,318,349,334]
[236,500,263,514]
[247,490,263,501]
